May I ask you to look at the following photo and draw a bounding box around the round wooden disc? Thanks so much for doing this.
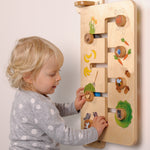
[116,77,126,90]
[85,91,94,101]
[84,119,93,129]
[115,46,126,58]
[74,1,95,7]
[84,33,94,44]
[116,108,127,120]
[115,15,126,27]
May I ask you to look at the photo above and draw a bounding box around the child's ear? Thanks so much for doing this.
[23,72,33,84]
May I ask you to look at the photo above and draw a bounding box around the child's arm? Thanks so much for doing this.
[55,87,86,117]
[55,102,79,117]
[33,98,107,145]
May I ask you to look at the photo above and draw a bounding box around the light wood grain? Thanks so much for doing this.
[76,0,137,147]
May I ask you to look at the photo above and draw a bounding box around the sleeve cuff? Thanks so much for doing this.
[88,127,99,143]
[72,101,79,114]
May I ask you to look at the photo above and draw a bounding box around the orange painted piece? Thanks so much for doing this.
[116,15,126,27]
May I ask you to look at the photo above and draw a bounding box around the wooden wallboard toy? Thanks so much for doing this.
[75,0,137,148]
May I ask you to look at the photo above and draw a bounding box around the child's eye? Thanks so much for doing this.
[48,69,60,77]
[49,73,56,77]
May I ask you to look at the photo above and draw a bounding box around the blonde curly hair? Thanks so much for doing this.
[6,36,64,89]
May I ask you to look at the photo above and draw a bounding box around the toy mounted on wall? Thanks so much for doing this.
[75,0,137,148]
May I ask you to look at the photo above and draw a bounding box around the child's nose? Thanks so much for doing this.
[56,72,61,81]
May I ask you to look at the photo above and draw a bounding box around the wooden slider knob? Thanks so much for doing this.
[116,77,126,90]
[84,119,93,129]
[85,91,94,101]
[115,15,126,27]
[115,46,126,58]
[116,108,127,120]
[84,33,94,44]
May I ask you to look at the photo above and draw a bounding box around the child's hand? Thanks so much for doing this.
[75,87,86,112]
[91,116,108,137]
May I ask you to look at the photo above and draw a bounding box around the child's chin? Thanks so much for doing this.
[48,88,56,94]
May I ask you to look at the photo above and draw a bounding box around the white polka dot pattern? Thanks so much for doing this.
[13,142,18,146]
[45,145,51,148]
[31,129,37,135]
[21,135,27,140]
[36,104,41,110]
[32,143,37,147]
[22,117,28,123]
[48,125,54,131]
[19,104,23,109]
[34,118,38,124]
[31,98,35,104]
[79,132,83,139]
[64,127,68,133]
[10,90,95,149]
[50,109,55,115]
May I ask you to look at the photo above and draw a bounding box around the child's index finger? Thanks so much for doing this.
[76,87,84,94]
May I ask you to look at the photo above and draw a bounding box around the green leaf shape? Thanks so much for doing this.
[128,49,131,55]
[115,100,132,128]
[84,83,95,93]
[114,55,118,60]
[121,38,125,42]
[89,21,95,34]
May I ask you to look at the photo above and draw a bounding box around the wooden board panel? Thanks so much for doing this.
[85,68,107,93]
[108,53,127,78]
[105,0,137,146]
[81,97,108,147]
[102,112,136,145]
[81,34,107,87]
[84,38,107,64]
[102,82,137,145]
[81,97,108,125]
[76,0,137,147]
[107,22,135,73]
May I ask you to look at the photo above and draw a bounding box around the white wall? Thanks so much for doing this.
[0,0,150,149]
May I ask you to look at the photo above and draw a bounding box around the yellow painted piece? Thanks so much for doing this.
[84,67,92,77]
[92,50,96,59]
[84,50,96,63]
[84,55,91,63]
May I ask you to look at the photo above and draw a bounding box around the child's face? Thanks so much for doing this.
[31,55,61,95]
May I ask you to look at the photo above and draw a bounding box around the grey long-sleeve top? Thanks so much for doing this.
[9,89,98,150]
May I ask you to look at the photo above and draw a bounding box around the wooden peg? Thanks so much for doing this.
[116,108,127,120]
[115,46,126,58]
[93,71,98,86]
[84,119,93,129]
[85,91,94,101]
[115,15,126,27]
[74,1,95,7]
[84,33,94,44]
[116,77,126,90]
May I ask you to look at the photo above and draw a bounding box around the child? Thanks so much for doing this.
[6,36,108,150]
